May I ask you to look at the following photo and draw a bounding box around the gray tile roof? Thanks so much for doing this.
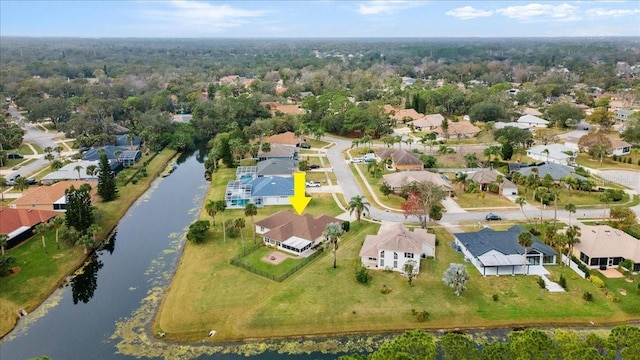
[516,162,586,181]
[454,226,556,257]
[256,159,297,177]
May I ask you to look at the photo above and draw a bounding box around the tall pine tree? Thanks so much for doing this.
[97,152,117,201]
[65,184,94,233]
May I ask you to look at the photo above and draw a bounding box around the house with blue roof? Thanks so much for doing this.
[225,176,293,208]
[454,226,557,276]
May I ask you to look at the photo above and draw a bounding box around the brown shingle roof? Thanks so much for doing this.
[12,181,95,208]
[392,109,423,121]
[266,131,300,146]
[411,114,444,129]
[609,138,631,149]
[435,121,481,136]
[375,148,423,166]
[0,208,59,235]
[255,210,341,242]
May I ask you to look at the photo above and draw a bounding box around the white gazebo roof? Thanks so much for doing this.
[283,236,312,250]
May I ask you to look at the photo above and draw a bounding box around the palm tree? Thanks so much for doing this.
[0,233,8,255]
[205,199,218,226]
[74,165,84,180]
[542,148,550,163]
[599,192,611,218]
[348,195,370,222]
[54,146,63,158]
[403,137,414,150]
[367,160,383,179]
[565,203,577,226]
[34,222,50,254]
[592,144,608,167]
[234,217,246,252]
[515,197,529,222]
[565,226,581,266]
[88,223,101,246]
[518,231,533,275]
[0,176,7,204]
[49,216,65,249]
[260,142,271,154]
[323,222,344,269]
[244,203,258,244]
[44,153,55,164]
[455,172,468,191]
[13,176,30,192]
[214,200,227,243]
[86,164,98,178]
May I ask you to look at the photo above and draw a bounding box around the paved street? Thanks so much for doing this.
[322,134,617,224]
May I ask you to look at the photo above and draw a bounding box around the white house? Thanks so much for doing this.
[526,144,577,166]
[495,122,532,131]
[359,223,435,275]
[454,226,557,276]
[615,109,637,122]
[609,138,632,156]
[517,114,549,128]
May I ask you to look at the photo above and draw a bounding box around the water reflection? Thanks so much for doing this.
[71,253,103,305]
[102,231,117,255]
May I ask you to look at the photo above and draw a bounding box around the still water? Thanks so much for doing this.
[0,150,345,359]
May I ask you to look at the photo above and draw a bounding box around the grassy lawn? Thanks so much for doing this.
[234,247,306,279]
[349,163,406,209]
[454,191,517,209]
[305,171,337,185]
[576,153,640,170]
[0,149,177,338]
[306,138,331,148]
[519,187,629,207]
[155,218,639,343]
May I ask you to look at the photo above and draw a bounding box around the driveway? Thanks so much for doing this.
[322,135,612,224]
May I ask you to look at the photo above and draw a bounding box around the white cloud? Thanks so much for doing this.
[357,1,415,15]
[142,0,266,30]
[586,8,640,17]
[445,6,493,20]
[496,3,580,22]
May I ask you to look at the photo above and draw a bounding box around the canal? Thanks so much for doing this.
[0,150,347,360]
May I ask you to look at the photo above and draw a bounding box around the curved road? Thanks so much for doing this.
[323,134,614,224]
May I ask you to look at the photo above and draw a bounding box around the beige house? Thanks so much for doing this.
[574,225,640,272]
[255,210,341,256]
[410,114,444,131]
[433,121,481,140]
[360,223,435,274]
[376,148,423,171]
[382,171,454,195]
[391,109,424,124]
[467,169,518,195]
[265,131,301,146]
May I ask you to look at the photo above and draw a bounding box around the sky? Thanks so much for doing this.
[1,0,639,38]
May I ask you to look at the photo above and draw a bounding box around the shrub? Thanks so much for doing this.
[492,294,499,302]
[613,155,618,161]
[414,310,430,322]
[0,255,17,276]
[605,189,624,202]
[558,274,567,290]
[342,221,350,233]
[589,275,605,288]
[619,259,634,273]
[583,291,593,302]
[356,266,371,284]
[637,159,640,166]
[627,157,632,164]
[537,276,546,289]
[572,255,591,277]
[380,284,393,294]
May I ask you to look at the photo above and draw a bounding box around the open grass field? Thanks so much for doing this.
[576,153,640,171]
[0,149,177,338]
[519,187,629,207]
[155,214,640,342]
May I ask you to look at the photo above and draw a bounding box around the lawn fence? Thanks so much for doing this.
[230,244,323,282]
[561,254,587,278]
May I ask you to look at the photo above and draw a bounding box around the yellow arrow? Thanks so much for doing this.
[288,171,311,215]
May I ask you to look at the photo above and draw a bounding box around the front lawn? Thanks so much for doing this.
[155,209,640,343]
[576,153,640,170]
[519,187,629,207]
[454,191,517,209]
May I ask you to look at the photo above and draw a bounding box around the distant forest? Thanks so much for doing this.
[1,37,639,158]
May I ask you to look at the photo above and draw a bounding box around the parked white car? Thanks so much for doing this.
[305,181,321,187]
[350,157,364,163]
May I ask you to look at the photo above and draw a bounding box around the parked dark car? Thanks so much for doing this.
[485,213,502,221]
[300,142,311,149]
[26,178,37,185]
[307,164,320,170]
[7,153,23,159]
